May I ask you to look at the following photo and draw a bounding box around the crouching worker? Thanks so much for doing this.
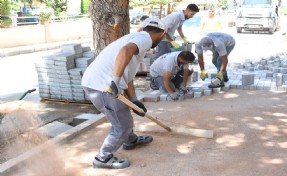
[149,51,195,101]
[195,32,235,88]
[81,18,166,169]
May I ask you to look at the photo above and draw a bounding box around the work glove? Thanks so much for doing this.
[183,37,189,44]
[106,76,121,98]
[171,41,180,49]
[217,71,223,81]
[200,70,208,80]
[179,85,188,94]
[130,97,147,117]
[168,92,180,101]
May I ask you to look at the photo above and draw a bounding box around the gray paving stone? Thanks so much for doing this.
[61,43,82,51]
[212,87,221,93]
[39,92,50,98]
[58,74,70,79]
[280,68,287,74]
[73,113,101,126]
[73,92,85,97]
[266,72,273,77]
[192,71,198,82]
[54,60,75,67]
[82,46,91,52]
[68,68,85,75]
[203,89,212,95]
[55,70,69,75]
[72,89,84,93]
[37,121,73,138]
[194,91,202,97]
[276,73,284,86]
[60,87,73,92]
[184,92,194,99]
[69,75,82,80]
[71,79,81,84]
[54,53,75,62]
[75,53,84,58]
[73,96,86,101]
[242,73,254,86]
[75,64,88,68]
[223,83,230,91]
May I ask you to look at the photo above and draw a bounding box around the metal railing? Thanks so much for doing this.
[15,14,90,26]
[16,16,39,25]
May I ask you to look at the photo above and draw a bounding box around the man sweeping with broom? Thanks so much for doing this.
[81,18,166,169]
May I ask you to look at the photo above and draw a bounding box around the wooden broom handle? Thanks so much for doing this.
[117,94,172,132]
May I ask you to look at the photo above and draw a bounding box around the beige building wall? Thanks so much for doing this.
[0,19,93,48]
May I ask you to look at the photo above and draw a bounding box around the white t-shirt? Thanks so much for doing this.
[82,31,152,91]
[150,51,188,78]
[195,32,235,56]
[163,11,185,39]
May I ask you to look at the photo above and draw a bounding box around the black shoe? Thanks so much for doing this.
[224,77,229,82]
[93,156,130,169]
[150,79,159,90]
[208,81,224,88]
[123,135,153,150]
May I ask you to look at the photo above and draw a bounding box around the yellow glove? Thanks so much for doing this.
[183,37,189,44]
[217,71,223,81]
[200,70,208,80]
[171,41,180,49]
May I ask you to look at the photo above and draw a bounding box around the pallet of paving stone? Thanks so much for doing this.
[40,98,92,105]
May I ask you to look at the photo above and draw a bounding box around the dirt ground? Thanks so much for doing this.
[52,89,287,176]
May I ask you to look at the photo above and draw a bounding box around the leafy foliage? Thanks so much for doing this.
[81,0,90,14]
[217,0,228,9]
[39,0,67,15]
[38,11,52,24]
[130,0,182,7]
[0,16,12,27]
[0,0,10,16]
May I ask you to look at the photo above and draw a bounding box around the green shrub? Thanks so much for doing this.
[0,0,10,16]
[39,12,52,24]
[0,16,12,28]
[81,0,90,14]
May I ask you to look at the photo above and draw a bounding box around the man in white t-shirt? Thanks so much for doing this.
[82,18,166,169]
[195,32,236,88]
[149,51,195,100]
[138,4,199,60]
[163,4,199,49]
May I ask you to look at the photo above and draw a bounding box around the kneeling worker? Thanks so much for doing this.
[150,51,195,100]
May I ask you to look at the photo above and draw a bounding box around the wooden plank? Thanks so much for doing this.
[40,98,92,105]
[135,124,213,139]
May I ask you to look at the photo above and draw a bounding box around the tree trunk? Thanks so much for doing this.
[159,4,162,19]
[90,0,129,55]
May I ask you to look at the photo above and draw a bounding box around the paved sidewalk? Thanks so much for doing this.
[4,89,285,176]
[0,38,93,58]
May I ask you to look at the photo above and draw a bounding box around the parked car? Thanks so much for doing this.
[129,10,144,24]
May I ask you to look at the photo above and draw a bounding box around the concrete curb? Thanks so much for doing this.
[0,38,93,58]
[0,113,106,175]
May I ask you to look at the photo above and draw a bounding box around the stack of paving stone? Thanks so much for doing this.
[138,58,154,73]
[35,43,96,102]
